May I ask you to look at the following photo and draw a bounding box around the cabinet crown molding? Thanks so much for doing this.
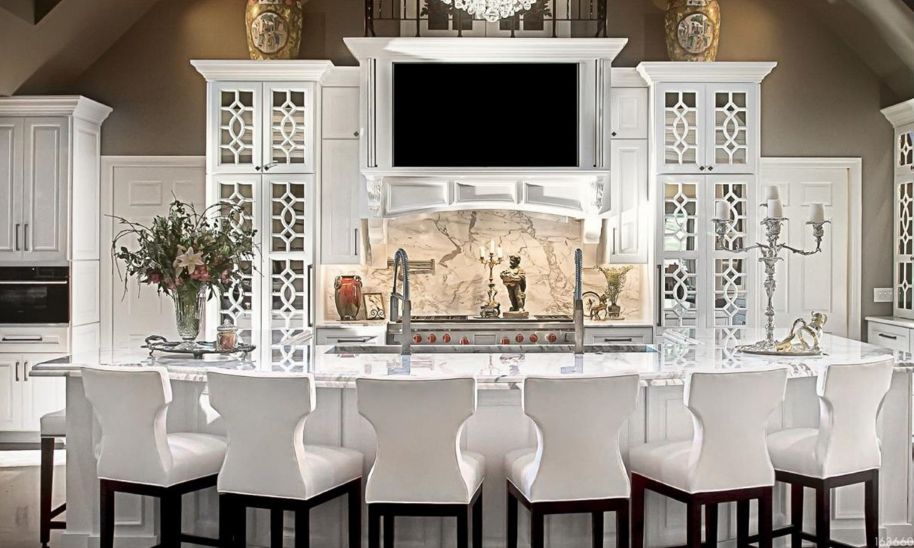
[636,62,777,84]
[191,59,335,82]
[0,95,112,124]
[344,37,628,62]
[882,98,914,128]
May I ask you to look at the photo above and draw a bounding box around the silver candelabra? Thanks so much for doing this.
[713,211,829,355]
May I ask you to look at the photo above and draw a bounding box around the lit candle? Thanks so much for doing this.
[808,203,826,224]
[715,201,730,221]
[765,186,781,201]
[767,199,783,219]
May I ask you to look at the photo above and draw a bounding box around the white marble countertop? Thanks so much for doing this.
[866,316,914,329]
[31,328,912,388]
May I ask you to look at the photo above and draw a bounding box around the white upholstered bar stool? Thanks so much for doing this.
[629,367,788,548]
[82,366,227,548]
[766,358,894,548]
[505,373,640,548]
[357,376,485,548]
[39,409,66,548]
[207,370,363,548]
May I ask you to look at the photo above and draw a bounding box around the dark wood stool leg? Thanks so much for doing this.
[686,501,701,548]
[759,488,773,548]
[530,508,545,548]
[161,491,182,548]
[349,480,362,548]
[271,509,284,548]
[815,484,830,548]
[704,503,718,546]
[368,505,381,548]
[736,500,749,548]
[790,483,804,548]
[295,507,310,548]
[40,437,55,548]
[234,501,247,548]
[99,480,115,548]
[616,502,630,548]
[472,493,482,548]
[383,513,394,548]
[865,470,879,548]
[631,475,646,548]
[591,512,603,548]
[506,489,518,548]
[219,494,233,547]
[457,506,469,548]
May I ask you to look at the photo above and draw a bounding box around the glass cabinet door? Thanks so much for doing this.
[211,83,262,173]
[896,177,914,319]
[262,83,314,174]
[710,176,753,326]
[657,85,705,174]
[706,86,756,174]
[659,175,703,325]
[897,125,914,176]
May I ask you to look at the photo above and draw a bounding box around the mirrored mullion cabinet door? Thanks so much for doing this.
[212,174,262,350]
[262,174,314,369]
[895,176,914,319]
[211,82,262,174]
[658,175,703,326]
[262,82,314,174]
[896,124,914,177]
[709,175,754,326]
[705,85,756,174]
[656,84,705,174]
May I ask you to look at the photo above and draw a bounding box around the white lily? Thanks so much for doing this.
[173,246,204,275]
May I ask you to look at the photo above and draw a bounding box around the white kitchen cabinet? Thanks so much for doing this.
[609,87,648,140]
[0,353,65,432]
[315,325,385,345]
[585,326,653,344]
[606,139,648,264]
[321,139,361,264]
[866,318,911,352]
[322,87,361,139]
[895,122,914,177]
[883,100,914,319]
[656,174,755,328]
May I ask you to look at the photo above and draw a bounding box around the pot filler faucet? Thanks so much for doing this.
[390,248,412,356]
[573,248,584,355]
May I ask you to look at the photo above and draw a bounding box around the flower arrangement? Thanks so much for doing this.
[111,200,256,344]
[597,265,633,319]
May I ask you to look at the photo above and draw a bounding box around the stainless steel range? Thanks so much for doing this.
[386,314,575,346]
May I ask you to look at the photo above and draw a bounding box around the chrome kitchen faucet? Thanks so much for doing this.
[573,248,584,355]
[390,248,412,356]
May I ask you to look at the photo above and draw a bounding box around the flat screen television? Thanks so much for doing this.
[392,63,579,168]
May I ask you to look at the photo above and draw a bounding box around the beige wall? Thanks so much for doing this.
[21,0,904,330]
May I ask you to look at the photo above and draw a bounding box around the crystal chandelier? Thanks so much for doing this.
[441,0,537,23]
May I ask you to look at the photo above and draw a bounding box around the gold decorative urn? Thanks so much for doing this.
[664,0,720,62]
[245,0,304,60]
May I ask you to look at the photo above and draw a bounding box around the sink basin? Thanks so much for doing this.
[325,344,657,355]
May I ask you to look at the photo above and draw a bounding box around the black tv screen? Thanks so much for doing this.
[392,63,579,167]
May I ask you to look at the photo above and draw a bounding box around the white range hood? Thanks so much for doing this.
[343,37,628,245]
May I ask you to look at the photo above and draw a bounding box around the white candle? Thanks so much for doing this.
[715,201,730,221]
[479,246,485,258]
[765,186,781,201]
[497,246,503,258]
[767,199,783,219]
[489,240,496,254]
[808,203,826,224]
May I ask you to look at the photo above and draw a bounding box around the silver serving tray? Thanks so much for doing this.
[143,335,255,360]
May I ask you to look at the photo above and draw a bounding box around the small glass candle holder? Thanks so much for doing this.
[216,320,239,351]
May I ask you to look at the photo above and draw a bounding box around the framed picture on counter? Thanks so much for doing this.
[364,292,385,320]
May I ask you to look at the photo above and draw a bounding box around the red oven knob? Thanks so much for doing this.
[427,333,437,344]
[515,334,525,343]
[413,334,423,344]
[547,333,557,343]
[459,336,470,345]
[442,333,452,343]
[500,337,511,345]
[529,334,539,343]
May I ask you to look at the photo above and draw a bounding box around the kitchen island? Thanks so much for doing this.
[33,328,914,548]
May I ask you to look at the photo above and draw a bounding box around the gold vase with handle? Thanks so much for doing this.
[245,0,304,60]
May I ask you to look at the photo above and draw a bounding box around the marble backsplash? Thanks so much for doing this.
[322,210,646,321]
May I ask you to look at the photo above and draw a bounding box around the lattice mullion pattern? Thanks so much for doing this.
[663,91,699,167]
[217,180,256,333]
[219,90,256,166]
[897,181,914,314]
[269,258,308,367]
[712,181,749,326]
[899,131,914,169]
[269,89,308,165]
[661,179,701,326]
[270,180,310,254]
[713,91,749,166]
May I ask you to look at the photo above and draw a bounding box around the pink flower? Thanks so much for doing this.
[146,271,162,284]
[191,265,211,282]
[220,270,231,284]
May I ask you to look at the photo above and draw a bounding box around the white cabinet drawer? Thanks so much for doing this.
[585,326,654,345]
[316,326,385,345]
[867,322,910,352]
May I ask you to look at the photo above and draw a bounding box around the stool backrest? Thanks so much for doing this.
[522,373,640,501]
[82,366,174,485]
[207,370,316,498]
[684,367,788,492]
[357,376,476,504]
[817,358,894,476]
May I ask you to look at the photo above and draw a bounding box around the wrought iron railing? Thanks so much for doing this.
[364,0,608,38]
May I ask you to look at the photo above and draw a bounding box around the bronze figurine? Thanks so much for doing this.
[500,255,529,319]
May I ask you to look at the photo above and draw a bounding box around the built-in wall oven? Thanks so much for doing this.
[0,267,69,325]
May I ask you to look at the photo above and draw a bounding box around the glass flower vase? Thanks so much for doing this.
[173,286,207,350]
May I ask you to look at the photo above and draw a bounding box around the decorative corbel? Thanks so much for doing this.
[365,175,387,244]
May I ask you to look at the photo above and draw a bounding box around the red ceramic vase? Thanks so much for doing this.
[334,275,363,321]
